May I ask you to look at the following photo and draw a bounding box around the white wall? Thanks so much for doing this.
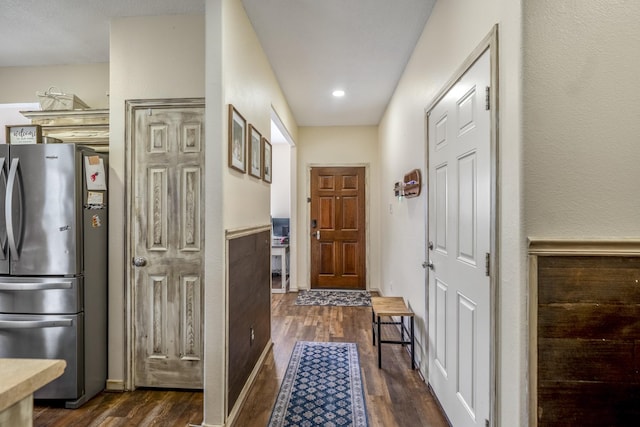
[109,13,205,388]
[203,0,298,425]
[271,143,291,218]
[0,63,109,108]
[378,0,523,425]
[296,126,380,291]
[204,2,225,424]
[0,103,39,143]
[523,0,640,237]
[221,0,298,232]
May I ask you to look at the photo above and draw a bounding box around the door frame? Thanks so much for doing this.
[424,25,499,426]
[270,107,297,291]
[305,163,371,291]
[124,97,205,390]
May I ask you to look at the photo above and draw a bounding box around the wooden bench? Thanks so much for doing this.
[371,296,415,369]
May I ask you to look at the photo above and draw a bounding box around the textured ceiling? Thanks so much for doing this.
[0,0,205,66]
[0,0,434,127]
[242,0,435,126]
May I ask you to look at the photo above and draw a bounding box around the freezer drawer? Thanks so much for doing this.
[0,313,83,400]
[0,276,83,314]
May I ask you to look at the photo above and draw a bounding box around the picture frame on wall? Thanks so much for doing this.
[248,124,263,179]
[228,104,247,173]
[262,137,272,184]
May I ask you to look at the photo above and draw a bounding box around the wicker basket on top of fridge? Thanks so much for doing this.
[36,86,89,111]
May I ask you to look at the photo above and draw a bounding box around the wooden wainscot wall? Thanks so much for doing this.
[529,240,640,426]
[226,226,272,419]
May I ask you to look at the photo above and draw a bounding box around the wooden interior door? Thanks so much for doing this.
[310,166,366,289]
[130,101,204,389]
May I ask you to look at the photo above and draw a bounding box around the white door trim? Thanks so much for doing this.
[270,107,298,291]
[424,25,499,426]
[124,97,205,390]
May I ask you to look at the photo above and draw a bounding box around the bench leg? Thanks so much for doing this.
[410,316,415,370]
[371,309,376,346]
[377,314,382,369]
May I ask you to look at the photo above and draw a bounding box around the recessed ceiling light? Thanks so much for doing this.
[332,90,345,97]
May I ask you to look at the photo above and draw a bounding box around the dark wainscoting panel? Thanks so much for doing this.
[228,229,271,411]
[537,255,640,426]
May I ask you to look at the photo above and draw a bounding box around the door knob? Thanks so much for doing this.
[132,256,147,267]
[422,261,434,270]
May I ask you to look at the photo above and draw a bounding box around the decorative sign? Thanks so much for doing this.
[5,124,42,144]
[84,155,107,190]
[87,191,104,205]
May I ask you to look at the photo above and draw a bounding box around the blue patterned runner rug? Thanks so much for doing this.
[268,341,368,427]
[295,290,371,307]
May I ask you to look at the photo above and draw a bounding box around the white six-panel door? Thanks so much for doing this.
[428,49,491,427]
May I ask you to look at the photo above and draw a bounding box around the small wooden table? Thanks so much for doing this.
[0,359,66,427]
[371,297,415,369]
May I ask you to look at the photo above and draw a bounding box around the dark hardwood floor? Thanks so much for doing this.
[33,389,203,427]
[234,292,449,427]
[34,292,448,427]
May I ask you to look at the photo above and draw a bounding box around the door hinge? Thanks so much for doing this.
[307,197,311,203]
[485,86,491,110]
[485,252,490,277]
[485,419,490,427]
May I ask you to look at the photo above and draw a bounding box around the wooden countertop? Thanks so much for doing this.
[0,359,66,412]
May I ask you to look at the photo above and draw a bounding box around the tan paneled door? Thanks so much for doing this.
[129,100,204,389]
[310,166,366,289]
[427,49,491,426]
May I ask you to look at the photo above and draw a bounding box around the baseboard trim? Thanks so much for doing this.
[105,379,125,392]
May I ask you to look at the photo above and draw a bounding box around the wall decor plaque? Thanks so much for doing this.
[6,124,42,144]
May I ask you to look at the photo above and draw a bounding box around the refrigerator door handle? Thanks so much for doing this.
[0,319,73,329]
[6,157,23,260]
[0,156,7,260]
[0,281,73,291]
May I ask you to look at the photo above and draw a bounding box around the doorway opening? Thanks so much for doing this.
[270,109,297,292]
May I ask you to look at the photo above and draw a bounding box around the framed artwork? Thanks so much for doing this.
[228,104,246,173]
[262,137,272,184]
[248,124,263,178]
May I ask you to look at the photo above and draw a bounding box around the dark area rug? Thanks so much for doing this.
[267,341,368,427]
[295,290,371,307]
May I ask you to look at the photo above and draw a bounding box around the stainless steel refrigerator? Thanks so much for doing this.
[0,143,107,408]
